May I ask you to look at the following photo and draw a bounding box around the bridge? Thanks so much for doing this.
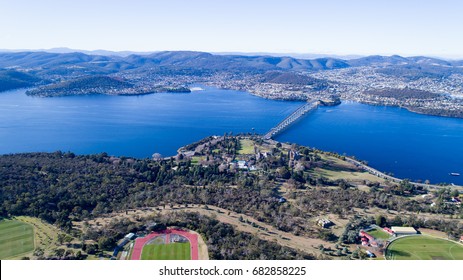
[263,100,320,140]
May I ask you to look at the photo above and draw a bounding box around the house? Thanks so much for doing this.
[278,197,287,203]
[237,160,248,169]
[361,237,369,246]
[460,236,463,243]
[288,150,300,161]
[359,231,378,247]
[450,197,462,204]
[317,218,334,228]
[391,226,418,236]
[383,227,394,235]
[365,250,376,258]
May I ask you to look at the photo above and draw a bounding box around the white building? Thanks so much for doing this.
[391,226,418,236]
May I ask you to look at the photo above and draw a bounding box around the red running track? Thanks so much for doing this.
[131,229,198,260]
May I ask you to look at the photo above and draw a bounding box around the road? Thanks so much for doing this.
[344,157,463,192]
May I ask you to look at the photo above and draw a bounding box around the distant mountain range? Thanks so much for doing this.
[0,50,462,93]
[0,51,351,72]
[1,50,461,72]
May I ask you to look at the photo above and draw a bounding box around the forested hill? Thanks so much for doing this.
[0,69,42,92]
[1,136,462,260]
[1,136,461,236]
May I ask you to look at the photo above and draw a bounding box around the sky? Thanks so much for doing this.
[1,0,462,58]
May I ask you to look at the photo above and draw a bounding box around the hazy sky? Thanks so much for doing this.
[1,0,462,57]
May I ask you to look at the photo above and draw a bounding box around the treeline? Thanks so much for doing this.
[408,107,463,119]
[0,152,303,233]
[363,88,439,100]
[26,76,135,97]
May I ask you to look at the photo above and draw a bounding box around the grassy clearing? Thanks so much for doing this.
[386,236,463,260]
[141,242,191,260]
[191,156,205,165]
[16,216,59,253]
[238,139,255,155]
[0,219,34,259]
[312,167,383,182]
[367,228,391,240]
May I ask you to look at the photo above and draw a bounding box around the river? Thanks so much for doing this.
[1,88,462,185]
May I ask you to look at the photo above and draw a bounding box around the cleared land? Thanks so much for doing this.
[78,204,334,257]
[238,139,255,154]
[367,228,391,240]
[0,219,34,259]
[141,242,191,260]
[386,236,463,260]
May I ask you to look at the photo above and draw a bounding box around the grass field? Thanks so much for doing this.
[386,235,463,260]
[0,219,35,259]
[367,228,392,240]
[141,242,191,260]
[238,139,254,155]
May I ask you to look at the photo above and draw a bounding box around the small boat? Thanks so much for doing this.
[449,172,460,176]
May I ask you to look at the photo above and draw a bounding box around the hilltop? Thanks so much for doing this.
[1,135,461,260]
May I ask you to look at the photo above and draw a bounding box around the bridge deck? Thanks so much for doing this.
[264,100,319,139]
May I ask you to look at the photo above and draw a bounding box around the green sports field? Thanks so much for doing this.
[367,228,392,240]
[141,242,191,260]
[0,219,35,259]
[386,235,463,260]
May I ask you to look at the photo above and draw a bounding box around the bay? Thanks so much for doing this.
[276,101,463,185]
[1,88,463,185]
[0,87,302,157]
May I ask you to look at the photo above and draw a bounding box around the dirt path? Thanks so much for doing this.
[160,205,332,256]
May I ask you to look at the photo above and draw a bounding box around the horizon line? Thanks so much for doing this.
[0,47,462,60]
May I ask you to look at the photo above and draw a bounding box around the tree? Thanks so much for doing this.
[375,215,386,227]
[342,247,348,255]
[57,233,66,245]
[53,248,65,259]
[75,250,83,260]
[277,167,291,179]
[451,189,460,198]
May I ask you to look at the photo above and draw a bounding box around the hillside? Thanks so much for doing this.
[1,136,461,260]
[0,69,42,92]
[26,76,136,96]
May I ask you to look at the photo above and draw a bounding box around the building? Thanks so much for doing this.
[317,218,333,228]
[365,250,376,258]
[391,226,418,236]
[237,160,248,169]
[383,227,394,235]
[125,233,135,240]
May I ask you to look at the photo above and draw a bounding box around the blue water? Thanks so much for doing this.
[0,88,302,157]
[276,102,463,185]
[1,88,463,185]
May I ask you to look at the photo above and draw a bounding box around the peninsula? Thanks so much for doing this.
[1,51,463,118]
